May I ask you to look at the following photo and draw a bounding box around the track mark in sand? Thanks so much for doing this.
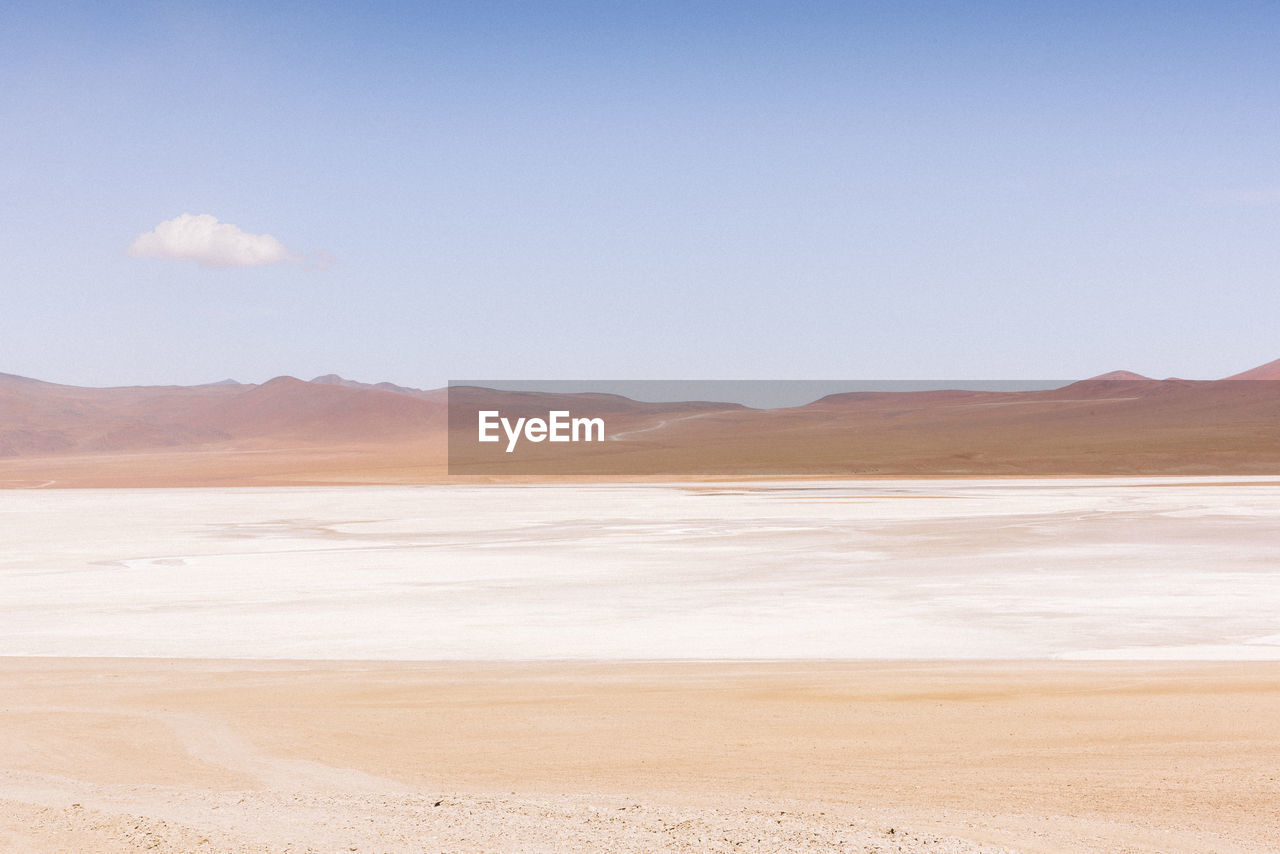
[159,713,408,794]
[609,411,717,441]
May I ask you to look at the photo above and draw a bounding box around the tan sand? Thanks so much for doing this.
[2,659,1277,853]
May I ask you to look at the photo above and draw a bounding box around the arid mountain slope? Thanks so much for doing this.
[0,373,443,456]
[1226,357,1280,381]
[2,360,1279,483]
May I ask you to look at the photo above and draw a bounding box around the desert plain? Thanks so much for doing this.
[2,478,1279,852]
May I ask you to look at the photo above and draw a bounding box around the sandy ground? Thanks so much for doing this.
[3,479,1278,851]
[2,659,1278,853]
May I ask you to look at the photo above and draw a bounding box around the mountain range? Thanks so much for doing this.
[1,360,1278,484]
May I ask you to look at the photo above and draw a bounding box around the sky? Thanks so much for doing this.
[2,0,1278,388]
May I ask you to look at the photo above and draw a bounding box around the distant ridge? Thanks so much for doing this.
[1085,370,1153,381]
[0,372,63,387]
[311,373,380,390]
[310,374,444,402]
[0,371,445,459]
[3,360,1280,483]
[1225,357,1280,381]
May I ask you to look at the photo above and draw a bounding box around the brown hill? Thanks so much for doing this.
[1085,370,1153,381]
[448,377,1280,477]
[202,376,444,442]
[447,385,743,420]
[3,363,1280,484]
[1225,357,1280,381]
[0,374,445,483]
[309,373,447,402]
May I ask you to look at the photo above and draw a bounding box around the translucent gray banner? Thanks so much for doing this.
[447,379,1280,476]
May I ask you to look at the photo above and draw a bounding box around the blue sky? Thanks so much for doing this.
[2,1,1278,387]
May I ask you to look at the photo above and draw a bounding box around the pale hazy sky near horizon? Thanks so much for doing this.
[2,1,1278,388]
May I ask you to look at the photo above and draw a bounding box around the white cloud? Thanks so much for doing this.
[127,213,304,269]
